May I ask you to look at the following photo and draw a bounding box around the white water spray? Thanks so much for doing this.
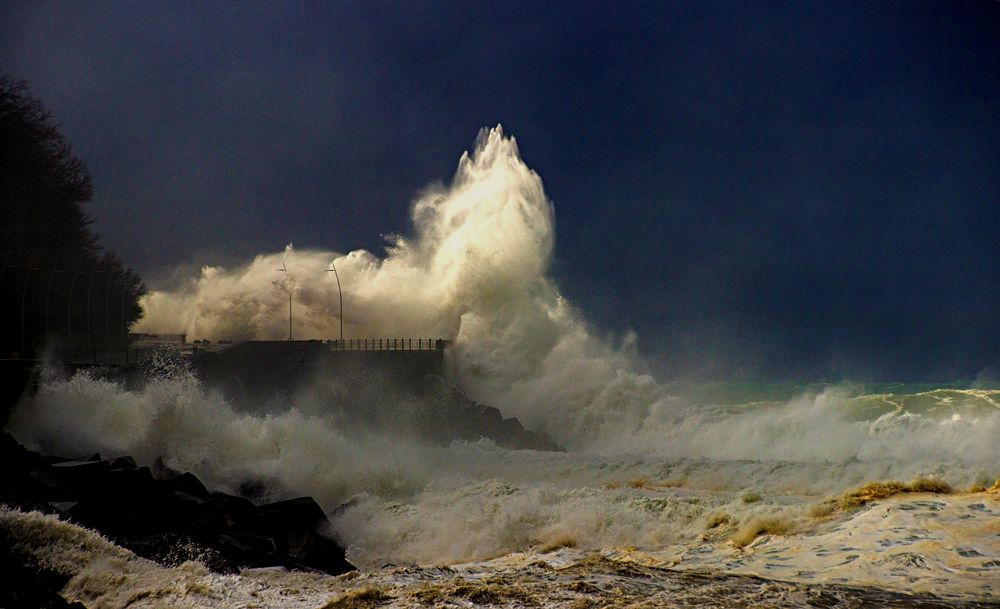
[136,126,663,445]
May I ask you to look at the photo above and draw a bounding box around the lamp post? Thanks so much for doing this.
[326,262,343,345]
[277,260,292,341]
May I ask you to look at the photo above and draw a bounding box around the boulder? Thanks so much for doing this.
[0,431,355,576]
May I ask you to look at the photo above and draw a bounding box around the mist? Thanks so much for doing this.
[9,126,998,572]
[131,127,1000,458]
[135,127,657,445]
[4,5,1000,603]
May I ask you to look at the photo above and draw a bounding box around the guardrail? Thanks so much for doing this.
[327,338,451,351]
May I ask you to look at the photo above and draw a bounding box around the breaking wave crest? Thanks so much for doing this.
[135,126,656,447]
[6,127,999,590]
[9,368,1000,568]
[130,126,1000,460]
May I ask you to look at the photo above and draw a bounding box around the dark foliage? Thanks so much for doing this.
[0,76,144,357]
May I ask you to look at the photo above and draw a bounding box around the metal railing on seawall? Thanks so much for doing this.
[326,338,451,351]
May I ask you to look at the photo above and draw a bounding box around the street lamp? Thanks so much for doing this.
[277,260,292,341]
[326,262,343,345]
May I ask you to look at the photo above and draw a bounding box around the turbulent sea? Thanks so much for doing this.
[7,128,998,607]
[5,375,1000,608]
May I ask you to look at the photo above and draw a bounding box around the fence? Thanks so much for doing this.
[327,338,450,351]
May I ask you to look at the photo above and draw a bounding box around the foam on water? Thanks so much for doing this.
[133,126,664,448]
[7,127,1000,605]
[9,369,1000,582]
[5,495,998,608]
[610,488,1000,600]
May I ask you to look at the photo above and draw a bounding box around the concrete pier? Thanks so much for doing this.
[192,339,453,409]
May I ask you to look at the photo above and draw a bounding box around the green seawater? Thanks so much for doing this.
[663,380,1000,420]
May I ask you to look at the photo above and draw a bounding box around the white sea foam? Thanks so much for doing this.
[9,367,1000,571]
[135,126,659,447]
[129,127,1000,464]
[7,127,1000,601]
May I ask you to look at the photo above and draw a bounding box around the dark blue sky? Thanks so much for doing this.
[3,1,998,380]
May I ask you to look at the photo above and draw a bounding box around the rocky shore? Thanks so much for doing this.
[0,430,352,608]
[193,341,563,451]
[0,346,562,607]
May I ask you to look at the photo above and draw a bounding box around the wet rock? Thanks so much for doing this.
[454,401,561,451]
[109,455,137,469]
[0,431,354,576]
[160,471,210,498]
[192,342,563,451]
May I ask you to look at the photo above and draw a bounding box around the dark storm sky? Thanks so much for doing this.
[3,1,998,380]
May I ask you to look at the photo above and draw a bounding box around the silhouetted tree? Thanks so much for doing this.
[0,76,145,357]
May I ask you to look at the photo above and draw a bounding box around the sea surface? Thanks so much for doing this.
[5,374,1000,608]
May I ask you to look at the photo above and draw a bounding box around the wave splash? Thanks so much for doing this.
[9,368,1000,569]
[6,127,1000,591]
[14,125,1000,532]
[136,126,656,447]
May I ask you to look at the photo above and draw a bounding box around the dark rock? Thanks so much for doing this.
[191,341,563,451]
[1,430,46,474]
[0,430,355,576]
[0,361,38,428]
[217,532,278,560]
[208,491,256,515]
[290,531,352,575]
[25,468,73,502]
[127,532,234,573]
[238,477,277,501]
[151,455,182,479]
[49,459,111,483]
[161,471,210,498]
[454,403,561,451]
[252,497,328,533]
[109,455,137,470]
[47,501,79,514]
[226,496,353,573]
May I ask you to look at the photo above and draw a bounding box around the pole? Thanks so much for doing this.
[277,260,291,340]
[326,263,343,344]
